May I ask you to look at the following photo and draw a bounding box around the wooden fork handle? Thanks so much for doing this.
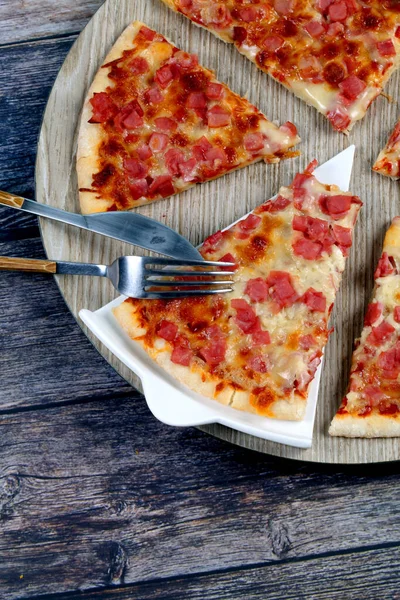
[0,256,57,273]
[0,190,25,208]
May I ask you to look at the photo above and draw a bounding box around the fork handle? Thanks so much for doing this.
[0,256,57,273]
[0,191,24,209]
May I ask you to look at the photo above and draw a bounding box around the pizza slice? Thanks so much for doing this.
[77,21,300,215]
[162,0,400,133]
[373,118,400,179]
[329,218,400,437]
[113,162,362,420]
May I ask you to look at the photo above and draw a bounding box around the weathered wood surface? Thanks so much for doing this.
[1,1,400,599]
[35,546,400,600]
[0,236,132,410]
[0,32,135,412]
[0,396,399,598]
[0,1,103,45]
[36,0,400,462]
[0,35,75,196]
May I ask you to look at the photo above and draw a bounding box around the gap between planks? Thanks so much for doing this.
[7,544,400,600]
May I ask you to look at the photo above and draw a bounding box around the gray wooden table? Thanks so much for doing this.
[0,2,400,599]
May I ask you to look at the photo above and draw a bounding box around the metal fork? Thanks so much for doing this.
[0,255,234,298]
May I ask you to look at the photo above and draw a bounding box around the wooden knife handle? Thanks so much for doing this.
[0,190,25,208]
[0,256,57,273]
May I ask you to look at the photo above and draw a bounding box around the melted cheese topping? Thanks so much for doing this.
[167,0,400,131]
[337,218,400,418]
[83,22,300,211]
[115,167,362,418]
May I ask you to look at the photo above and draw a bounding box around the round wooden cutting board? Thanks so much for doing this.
[36,0,400,463]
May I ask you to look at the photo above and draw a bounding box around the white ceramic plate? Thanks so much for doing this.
[80,147,355,449]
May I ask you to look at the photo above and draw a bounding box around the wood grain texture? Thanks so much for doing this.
[32,546,400,600]
[0,37,136,412]
[0,209,39,241]
[0,192,24,209]
[0,36,75,196]
[35,0,400,463]
[0,37,77,242]
[1,4,399,600]
[0,0,103,45]
[0,236,133,410]
[0,395,399,598]
[0,256,56,273]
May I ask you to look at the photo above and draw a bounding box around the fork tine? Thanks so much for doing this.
[144,279,233,287]
[142,257,235,268]
[145,269,234,277]
[138,288,233,299]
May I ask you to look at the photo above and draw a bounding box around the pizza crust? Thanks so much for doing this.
[383,216,400,256]
[114,299,308,421]
[329,413,400,438]
[77,21,143,214]
[112,298,147,338]
[231,390,306,420]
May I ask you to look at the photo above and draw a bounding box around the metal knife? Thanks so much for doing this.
[0,191,202,261]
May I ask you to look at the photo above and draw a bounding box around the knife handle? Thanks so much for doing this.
[0,190,87,229]
[0,190,24,209]
[0,256,57,273]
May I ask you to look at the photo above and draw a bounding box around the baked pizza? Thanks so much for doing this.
[77,21,300,214]
[113,162,362,420]
[162,0,400,133]
[373,118,400,178]
[330,218,400,437]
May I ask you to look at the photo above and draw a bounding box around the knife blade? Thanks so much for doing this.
[0,193,203,261]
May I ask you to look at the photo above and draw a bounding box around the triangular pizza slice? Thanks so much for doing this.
[330,218,400,437]
[373,118,400,179]
[114,162,362,421]
[162,0,400,133]
[77,21,300,214]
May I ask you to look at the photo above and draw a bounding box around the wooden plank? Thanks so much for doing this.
[0,36,137,410]
[0,1,102,45]
[32,546,400,600]
[0,236,133,410]
[0,37,79,240]
[0,396,399,598]
[0,36,75,196]
[0,210,38,240]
